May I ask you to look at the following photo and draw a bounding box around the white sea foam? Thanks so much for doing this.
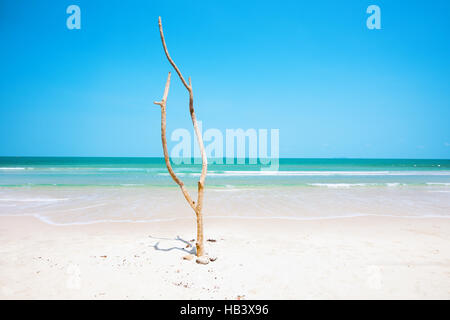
[29,214,187,226]
[99,168,136,171]
[205,214,450,220]
[200,170,450,177]
[426,183,450,186]
[0,198,69,202]
[0,167,27,170]
[387,183,401,187]
[210,188,256,192]
[157,173,188,176]
[307,183,376,188]
[23,213,450,226]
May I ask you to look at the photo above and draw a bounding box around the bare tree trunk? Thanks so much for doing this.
[154,17,208,258]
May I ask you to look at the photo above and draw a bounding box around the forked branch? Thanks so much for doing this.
[157,17,208,191]
[153,73,196,211]
[155,17,208,257]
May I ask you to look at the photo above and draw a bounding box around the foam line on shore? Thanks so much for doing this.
[2,212,448,227]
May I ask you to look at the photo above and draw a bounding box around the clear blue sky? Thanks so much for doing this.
[1,0,449,158]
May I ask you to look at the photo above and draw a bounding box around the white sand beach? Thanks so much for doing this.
[1,215,449,299]
[2,0,450,303]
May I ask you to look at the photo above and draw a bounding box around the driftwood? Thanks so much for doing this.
[154,17,208,257]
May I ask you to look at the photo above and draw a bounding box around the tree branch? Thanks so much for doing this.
[158,17,190,91]
[157,16,208,212]
[154,72,196,211]
[156,17,208,257]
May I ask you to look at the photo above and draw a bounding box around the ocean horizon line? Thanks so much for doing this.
[1,156,450,161]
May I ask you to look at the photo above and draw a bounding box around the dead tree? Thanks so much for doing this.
[154,17,208,258]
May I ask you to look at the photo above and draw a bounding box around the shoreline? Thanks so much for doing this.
[2,184,449,225]
[1,212,450,227]
[1,215,449,299]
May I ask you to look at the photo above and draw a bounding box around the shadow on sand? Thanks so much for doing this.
[149,235,196,255]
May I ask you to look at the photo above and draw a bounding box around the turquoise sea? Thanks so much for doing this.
[1,157,450,187]
[1,157,449,224]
